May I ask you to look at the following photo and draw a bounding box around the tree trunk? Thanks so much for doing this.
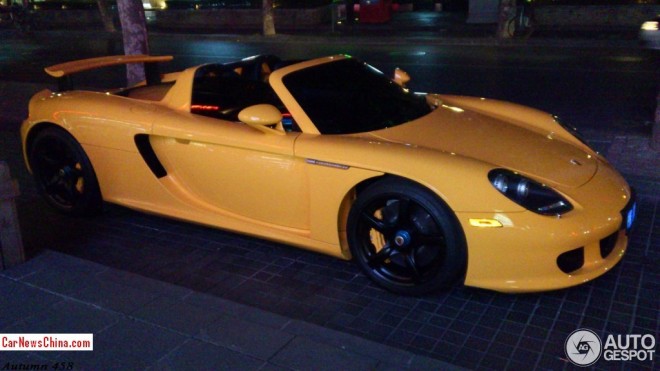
[653,88,660,150]
[263,0,276,36]
[116,0,149,86]
[96,0,116,33]
[497,0,515,39]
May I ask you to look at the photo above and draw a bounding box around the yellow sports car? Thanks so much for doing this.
[21,54,637,295]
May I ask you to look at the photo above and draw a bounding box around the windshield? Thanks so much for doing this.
[282,58,432,134]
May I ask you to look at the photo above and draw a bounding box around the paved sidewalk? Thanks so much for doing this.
[0,250,463,370]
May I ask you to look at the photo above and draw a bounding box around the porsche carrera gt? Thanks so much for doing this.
[21,54,636,295]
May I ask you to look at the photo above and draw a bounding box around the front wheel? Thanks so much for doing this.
[29,127,103,216]
[347,178,467,295]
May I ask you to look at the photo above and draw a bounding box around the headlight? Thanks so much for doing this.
[488,169,573,216]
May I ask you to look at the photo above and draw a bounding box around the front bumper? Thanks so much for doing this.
[460,162,633,293]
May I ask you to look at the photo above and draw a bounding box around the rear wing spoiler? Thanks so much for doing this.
[45,54,174,91]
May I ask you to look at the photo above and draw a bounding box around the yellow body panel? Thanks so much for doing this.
[150,111,308,230]
[45,54,174,78]
[21,55,633,292]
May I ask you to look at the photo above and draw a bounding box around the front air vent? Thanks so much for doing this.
[557,247,584,274]
[599,231,619,259]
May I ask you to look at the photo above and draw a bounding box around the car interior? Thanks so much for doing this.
[113,55,300,131]
[190,55,300,132]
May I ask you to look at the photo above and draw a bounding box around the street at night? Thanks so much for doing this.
[0,8,658,370]
[1,30,657,127]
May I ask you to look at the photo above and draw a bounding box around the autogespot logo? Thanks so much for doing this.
[565,329,602,367]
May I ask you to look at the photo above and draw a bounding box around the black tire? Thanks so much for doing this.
[29,127,102,216]
[347,178,467,295]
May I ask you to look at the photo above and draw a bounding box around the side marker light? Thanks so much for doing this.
[469,219,503,228]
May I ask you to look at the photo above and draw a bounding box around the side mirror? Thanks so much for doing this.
[393,68,410,87]
[238,104,285,135]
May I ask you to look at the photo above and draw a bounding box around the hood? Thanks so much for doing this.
[367,104,597,188]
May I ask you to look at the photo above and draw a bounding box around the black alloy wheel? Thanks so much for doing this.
[29,127,102,216]
[347,178,466,295]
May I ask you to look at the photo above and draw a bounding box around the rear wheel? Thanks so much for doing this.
[29,127,102,216]
[347,178,466,295]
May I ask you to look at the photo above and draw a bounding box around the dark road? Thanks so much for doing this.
[1,30,658,131]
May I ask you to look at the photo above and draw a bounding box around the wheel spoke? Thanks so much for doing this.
[64,182,78,200]
[34,147,62,172]
[41,153,62,167]
[44,174,60,188]
[45,182,63,194]
[361,211,390,233]
[396,198,411,225]
[367,245,395,268]
[405,253,422,283]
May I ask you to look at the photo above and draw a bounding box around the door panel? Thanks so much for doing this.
[151,111,309,230]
